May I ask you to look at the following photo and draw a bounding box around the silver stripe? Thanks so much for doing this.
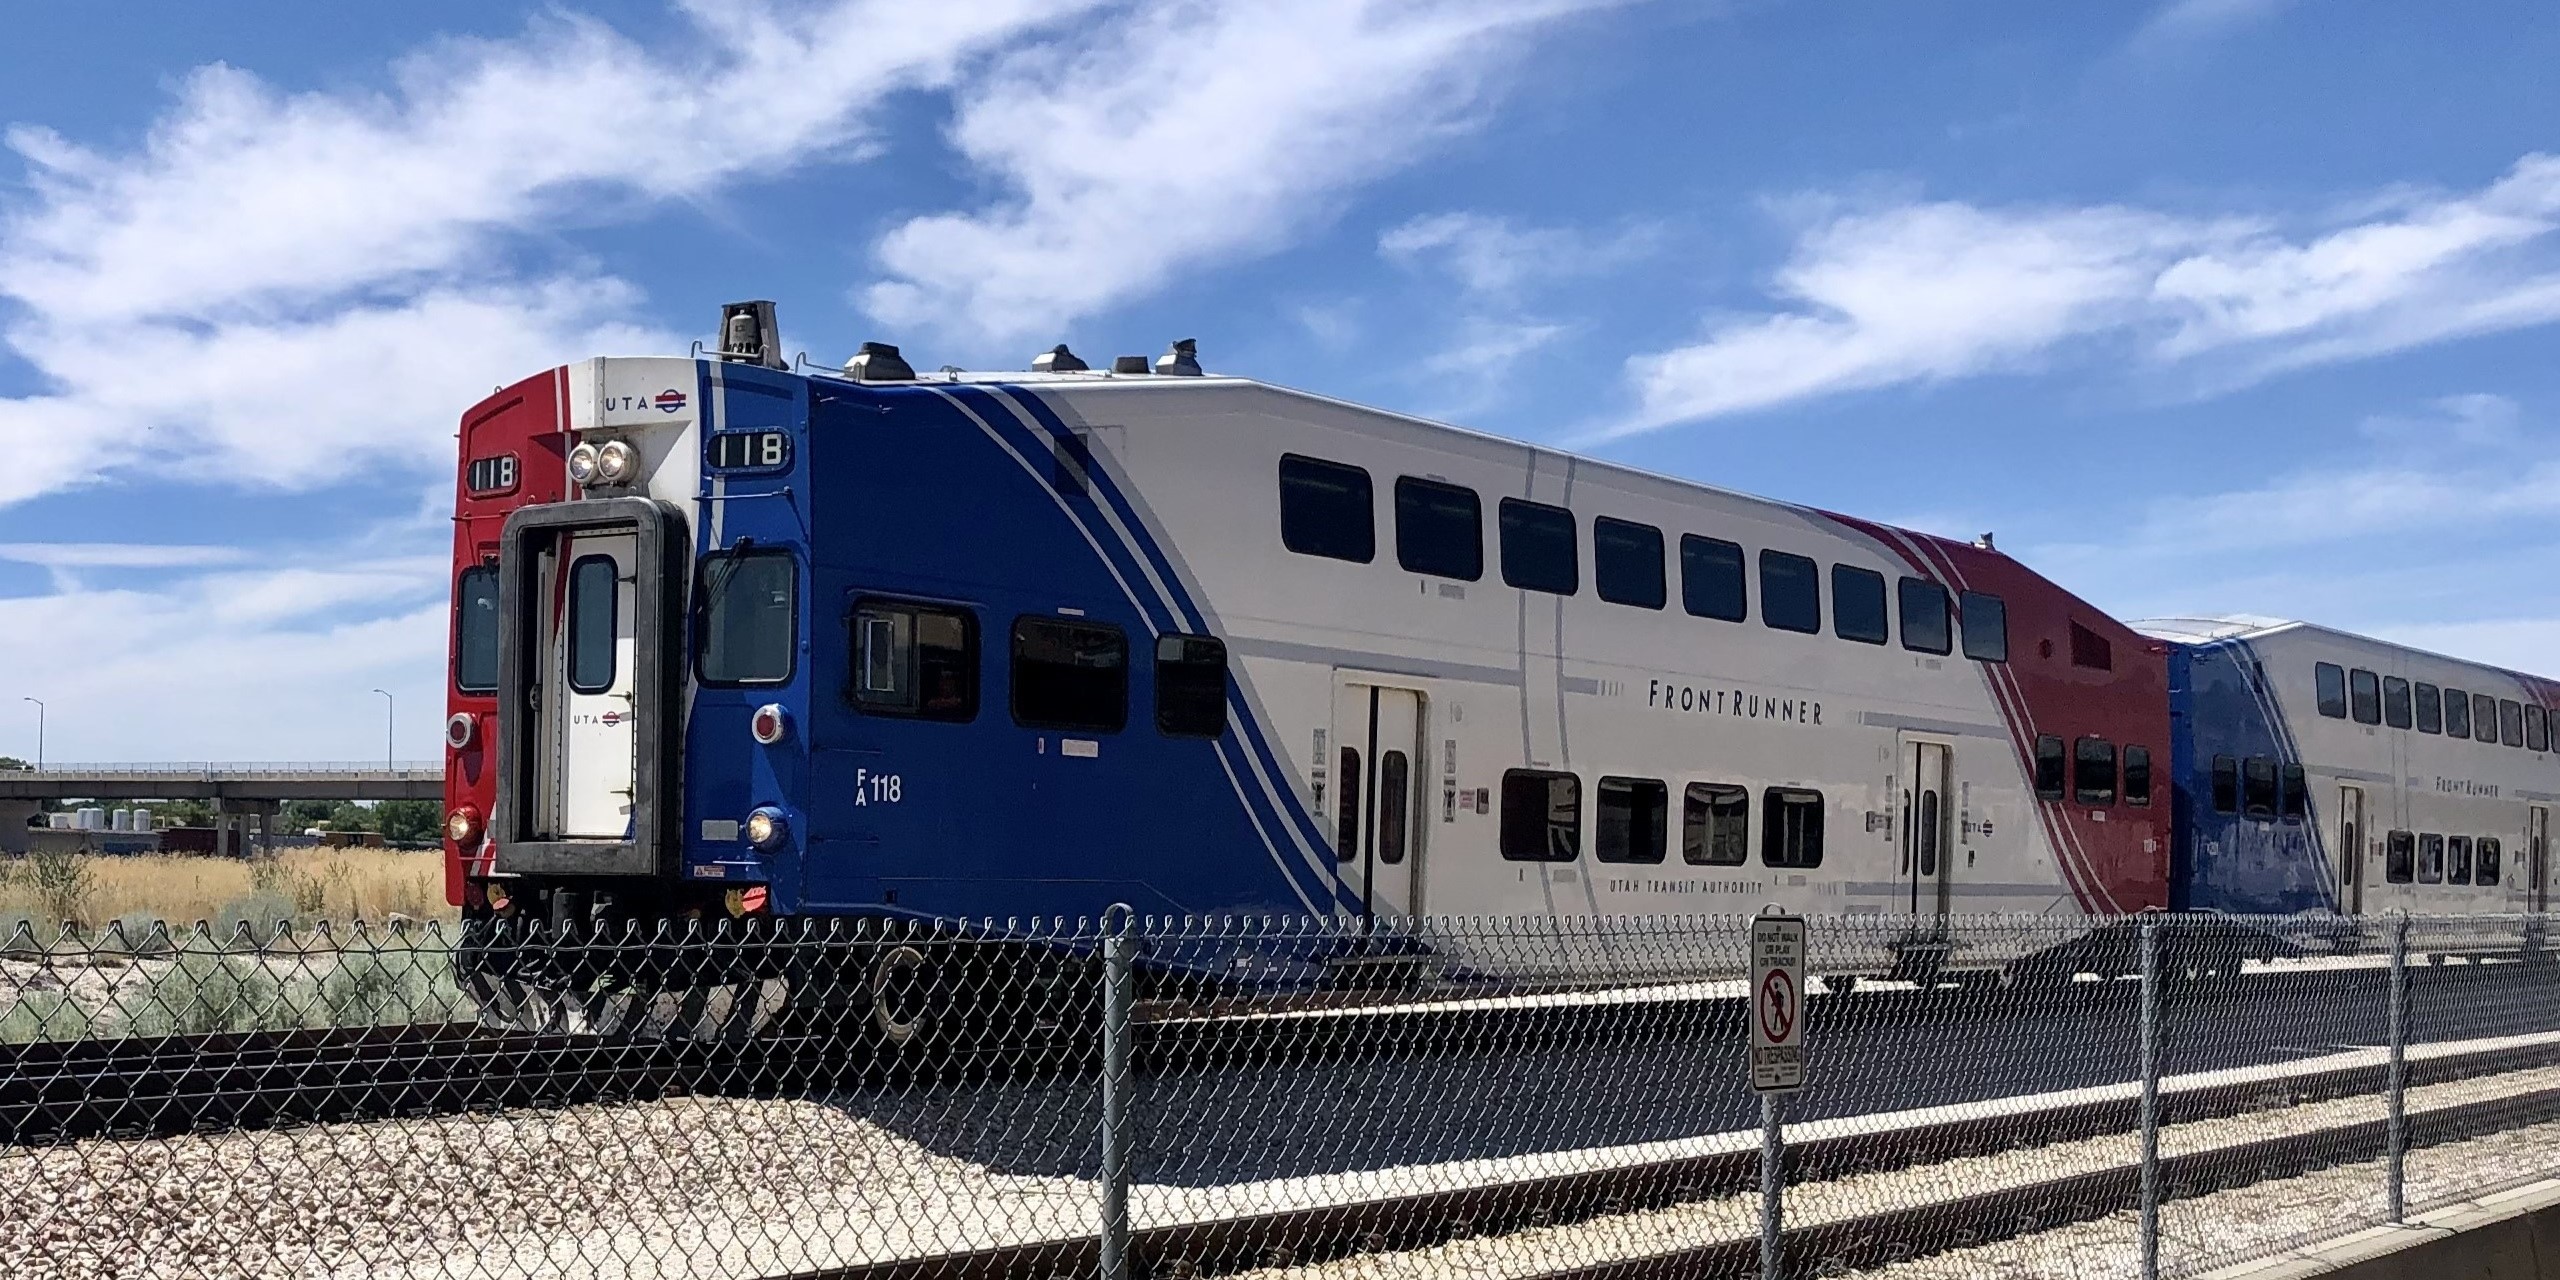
[1226,636,1528,687]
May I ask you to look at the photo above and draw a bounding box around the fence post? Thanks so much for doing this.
[2387,912,2410,1222]
[1098,914,1137,1280]
[2139,916,2162,1280]
[1760,1090,1783,1280]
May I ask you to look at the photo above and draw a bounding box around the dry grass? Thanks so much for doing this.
[0,847,453,931]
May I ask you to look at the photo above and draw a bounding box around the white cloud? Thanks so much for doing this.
[1604,155,2560,438]
[864,0,1611,345]
[0,0,1088,504]
[2133,0,2295,46]
[0,543,246,569]
[1380,212,1653,299]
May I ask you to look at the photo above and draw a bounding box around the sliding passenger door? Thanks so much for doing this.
[2532,806,2551,914]
[1901,739,1953,918]
[1329,679,1426,920]
[2337,785,2366,916]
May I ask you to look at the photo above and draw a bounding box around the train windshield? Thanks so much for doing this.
[454,566,500,693]
[697,549,797,684]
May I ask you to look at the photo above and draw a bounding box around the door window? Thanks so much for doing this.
[1333,747,1363,862]
[1916,788,1942,878]
[566,555,619,694]
[1376,750,1411,865]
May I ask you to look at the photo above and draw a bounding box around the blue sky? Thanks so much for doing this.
[0,0,2554,761]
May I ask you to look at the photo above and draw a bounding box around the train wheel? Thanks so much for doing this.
[870,944,938,1048]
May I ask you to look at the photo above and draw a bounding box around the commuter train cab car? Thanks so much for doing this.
[454,302,2173,970]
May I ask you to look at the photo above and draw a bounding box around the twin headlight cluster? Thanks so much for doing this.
[567,439,638,487]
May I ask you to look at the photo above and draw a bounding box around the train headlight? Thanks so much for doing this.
[444,806,484,846]
[445,712,477,751]
[750,703,790,745]
[566,443,600,484]
[594,440,637,485]
[744,806,789,851]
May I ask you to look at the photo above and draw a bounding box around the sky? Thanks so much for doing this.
[0,0,2554,762]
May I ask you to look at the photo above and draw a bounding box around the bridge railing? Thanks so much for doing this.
[0,761,443,778]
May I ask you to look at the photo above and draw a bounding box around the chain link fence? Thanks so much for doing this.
[2,911,2558,1279]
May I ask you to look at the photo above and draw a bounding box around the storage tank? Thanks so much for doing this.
[75,807,105,830]
[47,812,71,829]
[110,809,132,832]
[132,806,153,831]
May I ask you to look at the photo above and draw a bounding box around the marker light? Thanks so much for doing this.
[566,443,600,484]
[750,703,790,745]
[445,712,477,751]
[744,806,788,851]
[444,806,484,846]
[594,440,637,485]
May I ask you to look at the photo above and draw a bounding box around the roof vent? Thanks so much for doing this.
[718,301,784,370]
[1111,355,1150,375]
[1155,338,1203,376]
[1033,344,1090,373]
[1974,532,1997,551]
[847,342,915,382]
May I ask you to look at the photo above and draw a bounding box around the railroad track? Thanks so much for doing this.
[778,1035,2560,1280]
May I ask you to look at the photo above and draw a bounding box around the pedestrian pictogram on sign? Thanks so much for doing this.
[1749,911,1807,1092]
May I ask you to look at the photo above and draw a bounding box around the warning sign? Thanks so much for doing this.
[1750,912,1807,1093]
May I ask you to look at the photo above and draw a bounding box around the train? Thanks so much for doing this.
[439,302,2556,1033]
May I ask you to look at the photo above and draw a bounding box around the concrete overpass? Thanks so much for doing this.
[0,762,442,854]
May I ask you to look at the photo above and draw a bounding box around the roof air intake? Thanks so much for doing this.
[1155,338,1203,376]
[847,342,915,382]
[1033,344,1090,373]
[1111,355,1149,374]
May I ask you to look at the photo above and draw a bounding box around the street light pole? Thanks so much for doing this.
[370,689,393,772]
[19,697,40,772]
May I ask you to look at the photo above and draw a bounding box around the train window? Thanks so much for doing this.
[695,549,797,686]
[454,565,499,694]
[1959,591,2008,663]
[1898,578,1951,655]
[1393,477,1482,581]
[849,600,979,721]
[1500,769,1580,862]
[1682,783,1750,866]
[1762,788,1825,868]
[2123,746,2153,807]
[2480,837,2502,886]
[1278,454,1375,563]
[1680,535,1749,622]
[1593,518,1667,610]
[2211,755,2239,814]
[2530,706,2550,753]
[2500,699,2525,747]
[2386,831,2414,883]
[2445,687,2473,739]
[1009,616,1128,733]
[1154,634,1228,738]
[1499,498,1579,595]
[2415,683,2444,734]
[2418,833,2444,884]
[2314,663,2347,718]
[2034,736,2066,800]
[2073,737,2117,806]
[2242,756,2278,819]
[1595,776,1669,864]
[2347,669,2381,725]
[2382,677,2412,730]
[1377,751,1411,866]
[2279,763,2307,822]
[2448,836,2473,885]
[1759,550,1821,634]
[1334,747,1362,862]
[566,555,619,694]
[2475,692,2500,743]
[1832,565,1889,644]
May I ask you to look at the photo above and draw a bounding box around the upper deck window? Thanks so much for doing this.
[2348,669,2381,725]
[1759,550,1821,634]
[2382,677,2412,730]
[1499,498,1579,595]
[1959,591,2008,663]
[2530,706,2550,753]
[1010,617,1128,732]
[1593,517,1667,609]
[2501,698,2526,747]
[2474,692,2501,743]
[2415,683,2443,734]
[1898,578,1951,655]
[2446,687,2474,739]
[1680,535,1748,622]
[695,549,796,686]
[849,599,977,721]
[1393,477,1481,580]
[2314,663,2347,718]
[1832,565,1888,645]
[1278,455,1375,563]
[454,565,499,694]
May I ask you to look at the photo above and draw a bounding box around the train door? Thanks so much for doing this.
[2532,806,2551,913]
[545,532,639,839]
[1330,680,1426,919]
[2337,785,2366,915]
[1901,740,1953,917]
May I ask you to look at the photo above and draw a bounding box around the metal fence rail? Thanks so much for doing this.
[0,911,2556,1279]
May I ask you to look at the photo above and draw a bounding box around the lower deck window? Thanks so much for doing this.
[849,600,978,720]
[696,549,797,685]
[2448,835,2474,885]
[1010,617,1128,732]
[1682,783,1749,866]
[2034,736,2066,800]
[2279,763,2307,822]
[2241,756,2278,819]
[2480,837,2502,886]
[1595,776,1668,863]
[2385,830,2414,883]
[1500,769,1580,862]
[2418,833,2444,884]
[2211,756,2239,814]
[2073,737,2116,806]
[2123,745,2152,807]
[1153,634,1228,737]
[1761,788,1824,868]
